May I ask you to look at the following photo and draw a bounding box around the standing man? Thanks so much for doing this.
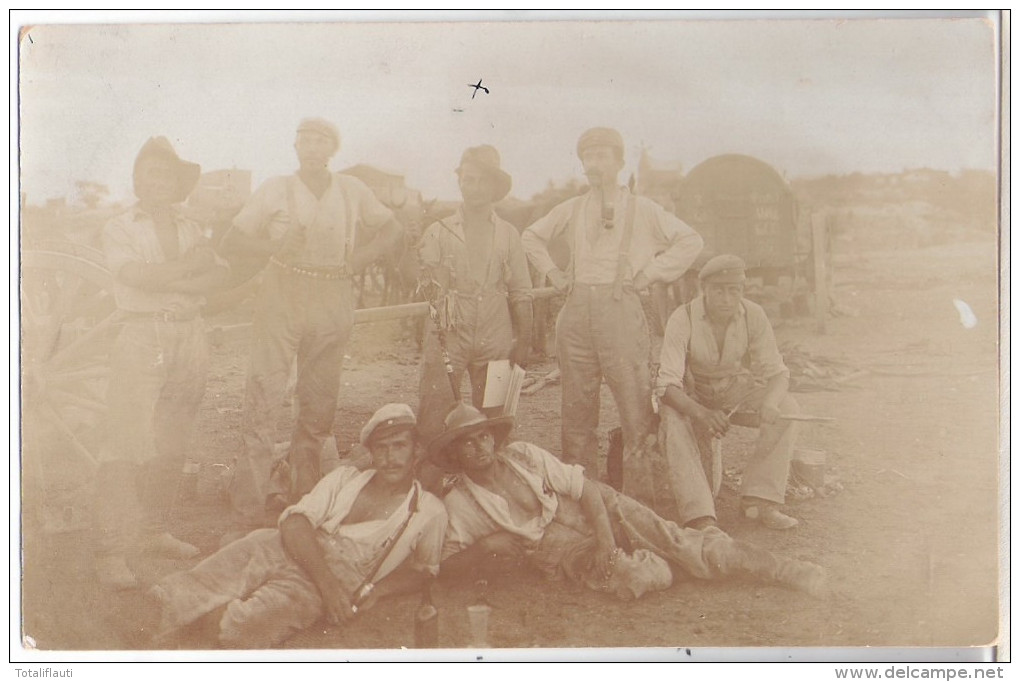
[657,254,801,530]
[225,118,404,524]
[417,145,533,444]
[521,127,703,491]
[97,136,230,589]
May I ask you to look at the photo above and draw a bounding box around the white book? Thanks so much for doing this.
[482,359,526,416]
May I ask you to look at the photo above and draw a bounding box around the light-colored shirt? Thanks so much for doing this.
[280,466,448,580]
[102,204,217,313]
[522,187,704,286]
[419,208,533,305]
[441,442,586,560]
[233,173,394,269]
[656,295,789,401]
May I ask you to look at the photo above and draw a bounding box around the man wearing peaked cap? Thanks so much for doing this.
[521,126,704,499]
[93,136,230,589]
[223,117,405,524]
[657,253,803,531]
[150,403,447,648]
[359,402,418,446]
[416,144,532,445]
[431,403,827,601]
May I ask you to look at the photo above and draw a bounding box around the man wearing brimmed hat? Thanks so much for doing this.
[95,136,230,589]
[223,117,404,524]
[657,254,802,530]
[416,145,533,444]
[521,127,703,492]
[149,403,447,648]
[431,403,826,601]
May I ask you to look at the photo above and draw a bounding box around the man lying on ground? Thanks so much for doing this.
[433,403,826,600]
[149,404,447,648]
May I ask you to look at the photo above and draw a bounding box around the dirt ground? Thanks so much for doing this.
[19,237,1003,656]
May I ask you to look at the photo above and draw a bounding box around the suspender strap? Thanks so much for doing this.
[337,176,354,263]
[612,194,638,301]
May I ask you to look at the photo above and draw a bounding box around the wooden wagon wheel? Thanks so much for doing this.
[21,250,118,530]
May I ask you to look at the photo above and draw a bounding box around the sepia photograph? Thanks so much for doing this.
[13,10,1006,664]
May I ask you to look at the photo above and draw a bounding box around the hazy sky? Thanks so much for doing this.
[17,12,1000,205]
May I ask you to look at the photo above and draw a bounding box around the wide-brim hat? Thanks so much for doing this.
[132,136,201,203]
[455,145,512,202]
[427,402,515,471]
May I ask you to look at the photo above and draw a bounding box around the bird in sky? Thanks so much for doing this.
[468,79,490,99]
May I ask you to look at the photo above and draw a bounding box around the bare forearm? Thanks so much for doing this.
[280,515,336,593]
[117,260,192,291]
[166,265,231,294]
[510,300,533,360]
[661,385,707,420]
[349,219,404,272]
[761,374,789,410]
[579,481,616,548]
[370,564,429,602]
[224,227,281,257]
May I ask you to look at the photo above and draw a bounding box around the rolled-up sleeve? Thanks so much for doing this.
[232,179,279,237]
[277,466,360,529]
[419,223,442,269]
[747,304,789,381]
[101,216,143,276]
[509,442,585,502]
[440,489,496,560]
[640,202,704,284]
[522,201,573,277]
[657,305,692,396]
[351,178,396,231]
[505,227,534,304]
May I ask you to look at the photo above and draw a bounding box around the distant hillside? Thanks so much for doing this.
[791,168,997,250]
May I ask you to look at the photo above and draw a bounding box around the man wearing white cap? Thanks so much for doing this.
[224,117,405,523]
[521,127,704,496]
[95,136,230,589]
[150,403,447,648]
[416,145,533,444]
[657,254,801,530]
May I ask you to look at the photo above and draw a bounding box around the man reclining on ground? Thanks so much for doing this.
[149,404,447,648]
[433,403,826,600]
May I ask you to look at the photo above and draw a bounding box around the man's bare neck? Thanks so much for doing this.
[462,204,493,225]
[365,473,414,498]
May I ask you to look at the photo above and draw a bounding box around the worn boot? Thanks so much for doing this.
[95,554,139,590]
[143,532,201,559]
[710,536,828,597]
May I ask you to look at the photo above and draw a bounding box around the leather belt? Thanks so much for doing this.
[122,309,201,323]
[270,256,351,281]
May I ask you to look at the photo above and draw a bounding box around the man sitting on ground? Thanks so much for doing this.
[149,404,447,648]
[433,403,826,600]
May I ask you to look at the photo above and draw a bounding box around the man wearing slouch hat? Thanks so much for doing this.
[94,136,230,589]
[416,144,533,445]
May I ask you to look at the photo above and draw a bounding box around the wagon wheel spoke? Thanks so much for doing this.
[47,385,108,416]
[46,310,118,370]
[35,400,99,468]
[46,364,109,384]
[22,250,117,470]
